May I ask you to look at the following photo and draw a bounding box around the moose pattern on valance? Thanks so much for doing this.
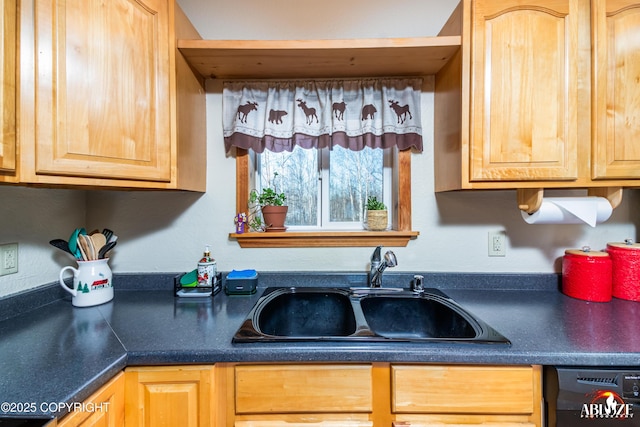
[223,78,423,153]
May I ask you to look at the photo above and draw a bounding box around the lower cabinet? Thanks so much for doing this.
[391,365,542,426]
[124,365,215,427]
[57,363,542,427]
[220,363,543,427]
[231,363,376,427]
[57,372,125,427]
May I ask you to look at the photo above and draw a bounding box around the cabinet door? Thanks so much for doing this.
[236,422,372,427]
[57,372,125,427]
[124,365,214,427]
[30,0,172,182]
[592,1,640,179]
[393,422,534,427]
[470,0,579,182]
[0,0,16,174]
[235,364,373,414]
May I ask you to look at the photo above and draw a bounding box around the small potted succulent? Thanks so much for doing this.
[248,174,288,232]
[364,196,388,231]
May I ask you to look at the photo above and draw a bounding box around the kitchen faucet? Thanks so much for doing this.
[369,245,397,287]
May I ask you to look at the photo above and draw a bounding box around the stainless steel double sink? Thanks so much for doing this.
[232,287,510,345]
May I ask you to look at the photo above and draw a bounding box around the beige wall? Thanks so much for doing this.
[0,0,638,297]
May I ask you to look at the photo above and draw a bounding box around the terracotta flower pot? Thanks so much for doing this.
[261,205,288,232]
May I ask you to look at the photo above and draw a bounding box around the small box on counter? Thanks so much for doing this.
[225,269,258,295]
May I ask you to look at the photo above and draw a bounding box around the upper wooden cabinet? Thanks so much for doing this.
[7,0,205,190]
[592,0,640,180]
[434,0,640,191]
[0,0,16,176]
[469,0,579,183]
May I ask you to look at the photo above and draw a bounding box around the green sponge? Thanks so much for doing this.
[180,269,198,287]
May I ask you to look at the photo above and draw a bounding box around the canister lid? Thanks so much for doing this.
[565,246,609,257]
[607,239,640,250]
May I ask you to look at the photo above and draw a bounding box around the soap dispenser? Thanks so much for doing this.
[197,245,217,287]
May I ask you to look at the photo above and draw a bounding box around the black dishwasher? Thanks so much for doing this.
[546,367,640,426]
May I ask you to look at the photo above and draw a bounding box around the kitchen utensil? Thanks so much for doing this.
[91,233,107,255]
[68,228,86,259]
[59,258,113,307]
[102,228,114,242]
[98,241,117,259]
[107,234,118,244]
[49,239,75,257]
[78,234,94,261]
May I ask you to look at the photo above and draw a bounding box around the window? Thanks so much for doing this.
[254,146,392,230]
[234,148,418,248]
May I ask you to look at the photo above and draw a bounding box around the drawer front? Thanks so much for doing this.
[235,364,373,414]
[236,421,373,427]
[392,365,535,414]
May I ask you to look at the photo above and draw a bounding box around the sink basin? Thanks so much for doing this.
[257,288,357,337]
[233,286,509,345]
[360,295,476,339]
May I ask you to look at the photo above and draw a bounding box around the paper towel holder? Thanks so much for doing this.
[517,187,623,214]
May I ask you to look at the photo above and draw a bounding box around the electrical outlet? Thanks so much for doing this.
[0,243,18,276]
[488,231,506,257]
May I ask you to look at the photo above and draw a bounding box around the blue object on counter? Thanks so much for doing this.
[227,269,258,279]
[225,269,258,295]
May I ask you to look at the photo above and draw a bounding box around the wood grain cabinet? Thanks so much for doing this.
[0,0,16,177]
[6,0,205,190]
[124,365,215,427]
[391,365,542,426]
[592,0,640,180]
[216,363,542,427]
[434,0,640,191]
[231,364,375,427]
[57,372,125,427]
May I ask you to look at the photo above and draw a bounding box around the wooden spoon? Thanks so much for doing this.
[76,235,89,261]
[91,233,107,255]
[79,234,95,260]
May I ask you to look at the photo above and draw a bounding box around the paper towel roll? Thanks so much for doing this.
[521,197,612,227]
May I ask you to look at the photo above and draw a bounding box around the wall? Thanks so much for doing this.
[0,0,638,298]
[0,187,85,296]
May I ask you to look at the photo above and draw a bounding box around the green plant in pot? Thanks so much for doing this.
[364,196,388,231]
[248,175,288,232]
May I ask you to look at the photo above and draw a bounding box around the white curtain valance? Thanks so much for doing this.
[223,78,423,153]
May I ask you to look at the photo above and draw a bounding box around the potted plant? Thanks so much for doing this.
[364,196,388,231]
[248,175,288,232]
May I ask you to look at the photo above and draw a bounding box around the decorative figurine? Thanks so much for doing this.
[234,212,247,234]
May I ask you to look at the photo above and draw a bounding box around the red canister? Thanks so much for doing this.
[562,248,612,302]
[607,240,640,302]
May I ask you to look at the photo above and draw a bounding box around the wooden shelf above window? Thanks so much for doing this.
[229,230,419,248]
[177,36,461,79]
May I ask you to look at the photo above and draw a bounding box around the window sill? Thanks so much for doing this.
[229,230,419,248]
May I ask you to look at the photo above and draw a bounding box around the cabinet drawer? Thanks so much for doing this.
[392,365,535,414]
[235,364,373,414]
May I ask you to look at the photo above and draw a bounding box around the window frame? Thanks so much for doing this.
[231,148,418,248]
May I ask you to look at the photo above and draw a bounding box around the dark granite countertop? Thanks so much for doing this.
[1,271,639,419]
